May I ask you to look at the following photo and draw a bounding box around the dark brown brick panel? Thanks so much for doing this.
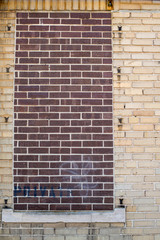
[14,11,113,211]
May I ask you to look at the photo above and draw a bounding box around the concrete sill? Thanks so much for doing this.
[2,208,125,223]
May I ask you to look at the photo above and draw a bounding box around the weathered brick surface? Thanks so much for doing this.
[113,8,160,238]
[14,11,113,211]
[1,1,160,239]
[0,10,15,207]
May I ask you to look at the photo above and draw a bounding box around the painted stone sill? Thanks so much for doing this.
[2,208,125,223]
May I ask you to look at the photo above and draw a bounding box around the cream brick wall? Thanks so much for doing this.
[1,1,160,239]
[0,11,15,207]
[113,8,160,238]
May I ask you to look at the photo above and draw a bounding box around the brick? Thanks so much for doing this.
[19,18,38,25]
[92,52,111,57]
[50,52,69,57]
[61,32,81,38]
[41,18,60,25]
[30,52,49,58]
[71,39,90,44]
[50,13,69,18]
[70,13,90,19]
[61,58,81,64]
[131,25,151,32]
[28,134,48,140]
[44,237,64,240]
[16,25,28,31]
[136,32,156,39]
[141,117,158,124]
[92,26,111,31]
[143,46,160,52]
[133,236,154,240]
[16,51,28,57]
[29,12,48,18]
[29,25,49,31]
[71,52,90,57]
[133,96,153,102]
[91,13,111,18]
[15,65,28,71]
[83,72,102,78]
[40,72,60,78]
[41,45,60,51]
[29,38,48,44]
[61,71,81,78]
[82,32,102,38]
[71,26,90,32]
[92,39,112,45]
[82,19,101,25]
[103,19,111,24]
[125,89,142,95]
[41,58,60,64]
[29,65,48,71]
[19,58,39,64]
[19,72,39,78]
[133,125,154,131]
[71,120,91,126]
[20,32,39,37]
[61,19,80,24]
[133,111,154,116]
[71,65,90,71]
[17,12,28,18]
[61,45,81,51]
[92,65,112,71]
[82,45,102,51]
[40,32,60,38]
[131,12,151,18]
[50,26,70,31]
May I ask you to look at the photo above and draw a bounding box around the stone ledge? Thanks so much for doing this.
[2,208,125,223]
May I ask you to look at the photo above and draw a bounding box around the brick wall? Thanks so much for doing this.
[0,11,15,207]
[14,11,113,211]
[113,10,160,238]
[1,1,160,240]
